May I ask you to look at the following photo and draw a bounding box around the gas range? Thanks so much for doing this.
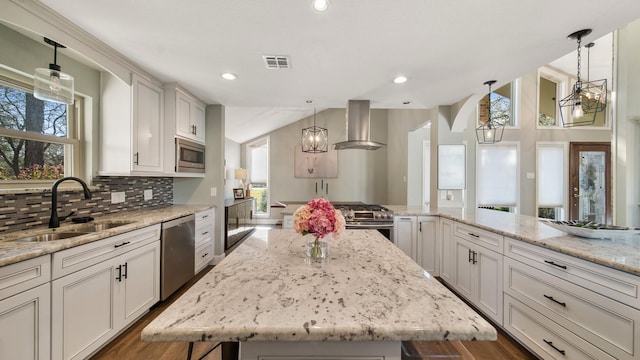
[332,203,394,224]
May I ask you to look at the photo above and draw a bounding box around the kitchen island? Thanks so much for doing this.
[141,228,496,360]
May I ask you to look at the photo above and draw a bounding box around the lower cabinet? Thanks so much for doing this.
[452,235,503,325]
[438,218,454,284]
[195,208,215,273]
[51,240,160,360]
[0,283,50,360]
[393,216,417,262]
[417,216,438,276]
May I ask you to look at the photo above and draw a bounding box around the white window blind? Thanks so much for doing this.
[249,145,268,183]
[537,144,564,206]
[477,143,518,207]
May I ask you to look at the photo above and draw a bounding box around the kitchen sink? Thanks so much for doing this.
[70,220,135,233]
[14,232,88,242]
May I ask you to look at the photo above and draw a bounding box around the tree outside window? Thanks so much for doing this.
[0,83,69,180]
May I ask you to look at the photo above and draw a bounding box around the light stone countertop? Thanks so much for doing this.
[141,228,496,343]
[388,206,640,276]
[0,204,212,267]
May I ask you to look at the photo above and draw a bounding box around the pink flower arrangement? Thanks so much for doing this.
[293,198,345,239]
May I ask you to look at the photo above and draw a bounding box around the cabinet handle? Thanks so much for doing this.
[201,231,209,236]
[202,215,209,219]
[116,265,122,282]
[114,241,131,248]
[315,182,318,194]
[472,251,477,264]
[202,253,209,258]
[543,339,566,355]
[468,232,480,238]
[419,222,422,232]
[544,260,567,270]
[133,152,139,165]
[543,294,566,307]
[122,262,128,280]
[468,249,473,263]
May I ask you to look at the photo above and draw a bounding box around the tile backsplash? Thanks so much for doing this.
[0,176,173,233]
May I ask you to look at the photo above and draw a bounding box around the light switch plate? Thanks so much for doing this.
[111,191,125,204]
[210,187,217,196]
[144,189,153,200]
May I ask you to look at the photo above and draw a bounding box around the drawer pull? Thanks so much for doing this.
[201,231,209,236]
[543,339,566,355]
[544,260,567,270]
[202,253,209,258]
[114,241,131,248]
[468,232,480,238]
[202,214,209,219]
[543,294,566,307]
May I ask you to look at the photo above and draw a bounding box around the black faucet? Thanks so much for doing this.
[49,177,92,228]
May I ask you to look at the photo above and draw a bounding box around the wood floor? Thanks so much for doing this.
[90,266,538,360]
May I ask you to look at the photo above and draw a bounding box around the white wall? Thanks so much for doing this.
[224,138,241,200]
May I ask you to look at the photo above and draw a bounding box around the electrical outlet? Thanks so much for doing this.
[111,191,126,204]
[144,189,153,200]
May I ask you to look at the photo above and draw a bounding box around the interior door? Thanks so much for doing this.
[569,142,611,223]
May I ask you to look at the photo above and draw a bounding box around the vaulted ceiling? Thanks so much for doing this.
[34,0,640,142]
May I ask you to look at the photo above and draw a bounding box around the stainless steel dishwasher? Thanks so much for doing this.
[160,214,195,300]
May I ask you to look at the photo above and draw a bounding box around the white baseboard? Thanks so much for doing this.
[212,254,225,265]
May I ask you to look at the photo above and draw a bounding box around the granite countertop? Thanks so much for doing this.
[0,204,212,267]
[388,205,640,276]
[141,229,496,343]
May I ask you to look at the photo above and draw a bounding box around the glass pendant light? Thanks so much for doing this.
[34,38,74,105]
[302,108,328,153]
[476,80,505,144]
[558,29,607,127]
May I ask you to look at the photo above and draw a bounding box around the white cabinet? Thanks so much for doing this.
[452,223,503,325]
[195,208,215,273]
[504,238,640,360]
[393,216,417,262]
[99,72,164,175]
[51,227,161,360]
[417,216,438,276]
[0,255,51,360]
[165,84,206,144]
[438,218,454,284]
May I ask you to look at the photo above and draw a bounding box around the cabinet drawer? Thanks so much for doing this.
[505,257,640,359]
[52,225,161,280]
[504,294,615,360]
[505,237,640,310]
[0,255,51,300]
[195,209,214,246]
[195,241,213,273]
[453,222,503,253]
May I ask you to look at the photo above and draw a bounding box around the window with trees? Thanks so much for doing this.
[0,75,79,182]
[479,80,518,127]
[247,136,269,216]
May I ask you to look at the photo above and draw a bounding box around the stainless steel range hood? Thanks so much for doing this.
[333,100,386,150]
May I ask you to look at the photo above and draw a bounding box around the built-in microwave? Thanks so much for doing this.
[175,138,205,173]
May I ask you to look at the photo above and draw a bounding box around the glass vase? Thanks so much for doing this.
[306,237,329,261]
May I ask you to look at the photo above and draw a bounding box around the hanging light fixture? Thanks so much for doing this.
[34,37,74,105]
[302,108,328,153]
[558,29,607,127]
[476,80,505,144]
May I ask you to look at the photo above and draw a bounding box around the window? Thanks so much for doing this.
[536,143,567,220]
[0,73,79,182]
[247,136,269,216]
[537,67,568,127]
[476,142,518,212]
[479,80,518,127]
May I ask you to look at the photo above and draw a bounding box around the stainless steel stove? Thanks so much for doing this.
[333,203,394,241]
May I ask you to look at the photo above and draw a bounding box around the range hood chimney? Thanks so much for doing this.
[333,100,386,150]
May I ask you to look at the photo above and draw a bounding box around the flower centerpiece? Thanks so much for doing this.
[293,198,346,260]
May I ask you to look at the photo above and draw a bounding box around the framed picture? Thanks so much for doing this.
[233,188,245,199]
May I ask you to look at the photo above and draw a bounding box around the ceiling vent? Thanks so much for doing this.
[263,55,290,69]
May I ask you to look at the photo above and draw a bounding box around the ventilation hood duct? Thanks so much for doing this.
[333,100,386,150]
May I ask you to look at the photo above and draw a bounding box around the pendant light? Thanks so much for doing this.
[34,38,74,105]
[476,80,505,144]
[302,108,328,153]
[558,29,607,127]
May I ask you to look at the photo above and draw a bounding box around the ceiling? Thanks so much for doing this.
[33,0,640,143]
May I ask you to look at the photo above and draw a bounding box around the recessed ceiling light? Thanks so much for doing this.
[221,73,238,80]
[394,76,408,84]
[312,0,329,12]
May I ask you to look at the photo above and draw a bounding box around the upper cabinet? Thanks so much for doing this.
[165,84,206,144]
[99,72,165,176]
